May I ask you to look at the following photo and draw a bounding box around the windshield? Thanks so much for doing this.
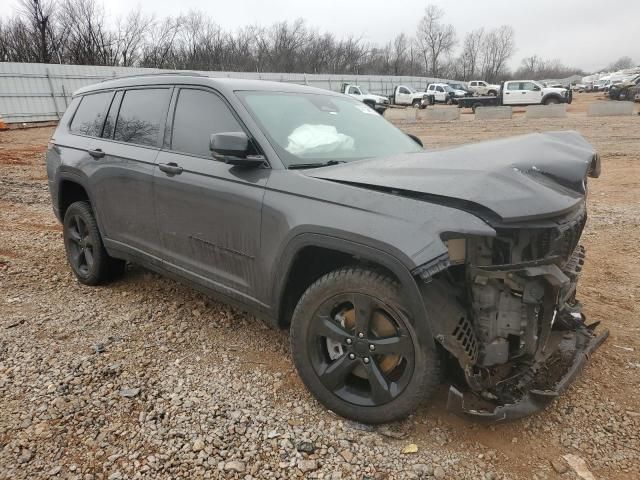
[405,86,416,93]
[443,85,454,92]
[238,91,422,168]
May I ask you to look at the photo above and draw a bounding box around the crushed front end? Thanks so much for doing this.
[418,202,608,422]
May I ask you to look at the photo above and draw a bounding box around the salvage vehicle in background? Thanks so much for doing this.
[47,74,606,424]
[608,75,640,101]
[447,82,473,96]
[427,83,466,104]
[457,80,572,112]
[467,80,501,96]
[390,85,434,108]
[341,83,389,114]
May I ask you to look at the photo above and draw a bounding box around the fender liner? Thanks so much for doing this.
[541,93,564,104]
[273,233,436,349]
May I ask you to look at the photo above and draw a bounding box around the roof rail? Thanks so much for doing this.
[100,71,208,82]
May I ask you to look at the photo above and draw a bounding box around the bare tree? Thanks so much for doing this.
[515,55,584,80]
[391,33,408,75]
[112,8,151,67]
[607,56,635,71]
[458,28,484,80]
[416,5,456,77]
[479,25,515,82]
[18,0,56,62]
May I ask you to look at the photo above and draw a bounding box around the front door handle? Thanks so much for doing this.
[88,148,105,159]
[158,162,183,175]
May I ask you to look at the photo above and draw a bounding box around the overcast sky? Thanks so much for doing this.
[9,0,640,72]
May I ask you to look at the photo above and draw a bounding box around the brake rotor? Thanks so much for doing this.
[326,305,401,379]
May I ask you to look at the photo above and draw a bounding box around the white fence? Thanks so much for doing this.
[0,62,456,123]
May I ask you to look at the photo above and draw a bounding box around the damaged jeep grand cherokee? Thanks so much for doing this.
[47,74,606,424]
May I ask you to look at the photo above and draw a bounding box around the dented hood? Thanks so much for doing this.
[306,131,599,223]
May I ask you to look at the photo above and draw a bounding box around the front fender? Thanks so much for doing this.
[273,232,436,348]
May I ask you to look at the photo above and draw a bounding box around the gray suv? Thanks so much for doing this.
[47,73,607,423]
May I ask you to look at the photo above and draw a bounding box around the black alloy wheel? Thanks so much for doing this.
[308,292,414,407]
[63,201,125,285]
[66,213,94,277]
[290,268,440,424]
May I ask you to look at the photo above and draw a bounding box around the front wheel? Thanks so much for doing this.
[544,96,560,105]
[290,268,440,424]
[411,99,421,108]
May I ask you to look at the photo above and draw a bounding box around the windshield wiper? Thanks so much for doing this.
[288,160,347,170]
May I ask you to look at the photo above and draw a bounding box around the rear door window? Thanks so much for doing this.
[114,88,171,147]
[69,91,113,137]
[171,88,243,158]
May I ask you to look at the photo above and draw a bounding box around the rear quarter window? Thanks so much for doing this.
[69,91,113,137]
[114,88,171,147]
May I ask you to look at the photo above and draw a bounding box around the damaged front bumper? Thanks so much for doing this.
[447,325,608,421]
[420,211,608,422]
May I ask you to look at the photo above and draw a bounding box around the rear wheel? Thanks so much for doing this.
[290,267,440,424]
[63,201,125,285]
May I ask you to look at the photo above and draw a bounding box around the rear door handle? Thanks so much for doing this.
[88,148,105,159]
[158,162,183,175]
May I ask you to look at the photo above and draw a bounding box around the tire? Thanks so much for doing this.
[63,201,126,285]
[544,96,560,105]
[488,90,497,96]
[472,102,482,113]
[290,267,440,424]
[411,99,421,108]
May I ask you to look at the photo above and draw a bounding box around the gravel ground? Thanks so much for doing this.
[1,94,639,479]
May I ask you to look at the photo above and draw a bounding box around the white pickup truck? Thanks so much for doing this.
[390,85,433,108]
[467,80,501,96]
[457,80,572,111]
[341,84,389,114]
[426,83,467,104]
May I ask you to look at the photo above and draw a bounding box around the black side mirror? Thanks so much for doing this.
[209,132,265,167]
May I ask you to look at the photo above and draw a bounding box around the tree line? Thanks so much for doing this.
[1,0,594,82]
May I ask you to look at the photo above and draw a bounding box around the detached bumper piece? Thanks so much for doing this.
[447,325,609,422]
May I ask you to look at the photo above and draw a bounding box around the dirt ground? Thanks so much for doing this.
[0,93,639,480]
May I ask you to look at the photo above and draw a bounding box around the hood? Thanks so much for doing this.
[363,94,388,103]
[543,87,567,95]
[305,131,600,224]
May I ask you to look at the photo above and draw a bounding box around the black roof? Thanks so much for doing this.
[74,74,337,97]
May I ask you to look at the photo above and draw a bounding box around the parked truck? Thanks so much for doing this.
[390,85,434,108]
[467,80,501,96]
[341,84,389,114]
[457,80,572,112]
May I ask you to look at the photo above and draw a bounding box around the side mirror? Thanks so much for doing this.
[209,132,265,167]
[533,85,541,91]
